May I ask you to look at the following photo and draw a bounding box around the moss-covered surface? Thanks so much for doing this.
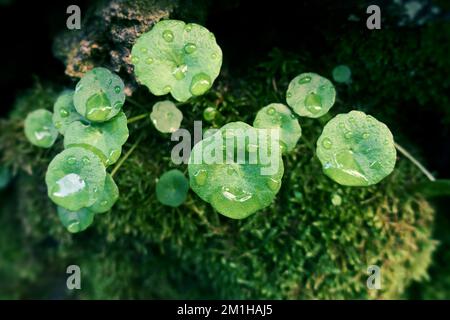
[1,0,449,299]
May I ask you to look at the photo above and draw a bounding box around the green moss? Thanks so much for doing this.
[0,62,436,298]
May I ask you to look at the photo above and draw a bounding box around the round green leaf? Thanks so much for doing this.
[0,166,11,190]
[52,90,83,135]
[156,169,189,207]
[64,112,129,166]
[286,72,336,118]
[73,67,125,122]
[203,107,217,122]
[253,103,302,154]
[131,19,223,102]
[57,206,95,233]
[316,110,396,186]
[24,109,59,148]
[150,100,183,133]
[89,174,119,213]
[332,65,352,84]
[46,147,106,211]
[188,122,284,219]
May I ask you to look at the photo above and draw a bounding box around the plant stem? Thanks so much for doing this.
[126,97,144,108]
[127,113,149,124]
[394,142,436,182]
[110,135,143,178]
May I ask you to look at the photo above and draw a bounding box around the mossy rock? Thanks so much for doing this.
[0,75,436,299]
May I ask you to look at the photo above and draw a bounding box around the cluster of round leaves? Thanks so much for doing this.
[24,67,127,232]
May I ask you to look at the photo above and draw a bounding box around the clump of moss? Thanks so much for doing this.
[0,58,436,298]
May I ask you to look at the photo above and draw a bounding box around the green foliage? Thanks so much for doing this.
[57,206,95,233]
[253,103,301,154]
[64,112,129,166]
[414,180,450,198]
[24,109,59,148]
[73,67,125,122]
[52,90,82,135]
[156,169,189,207]
[316,111,396,186]
[332,65,351,84]
[0,67,436,299]
[90,174,119,214]
[131,19,223,102]
[189,121,284,219]
[0,166,11,189]
[286,73,336,118]
[150,100,183,133]
[45,147,106,211]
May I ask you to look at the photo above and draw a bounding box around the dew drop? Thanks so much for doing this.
[190,73,211,96]
[101,200,108,206]
[172,64,188,80]
[304,92,322,114]
[194,169,207,185]
[81,156,90,165]
[67,156,77,165]
[163,85,171,93]
[68,222,80,233]
[298,76,312,84]
[146,57,154,64]
[140,47,148,53]
[344,131,352,139]
[162,30,174,42]
[60,108,69,118]
[266,107,276,115]
[86,91,112,122]
[131,56,139,64]
[287,92,292,98]
[221,186,253,203]
[55,121,62,129]
[184,24,192,32]
[363,132,370,139]
[211,53,218,59]
[267,178,280,191]
[184,43,197,54]
[114,86,121,94]
[322,137,332,149]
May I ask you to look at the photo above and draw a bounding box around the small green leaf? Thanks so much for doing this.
[156,169,189,207]
[0,166,11,190]
[203,107,218,122]
[286,72,336,118]
[46,147,106,211]
[52,90,82,135]
[64,112,129,166]
[332,65,352,84]
[316,110,396,186]
[150,100,183,133]
[253,103,301,154]
[131,20,223,102]
[89,174,119,213]
[73,67,125,122]
[24,109,59,148]
[415,180,450,198]
[57,206,95,233]
[188,122,284,219]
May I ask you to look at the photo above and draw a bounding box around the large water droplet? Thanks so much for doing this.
[52,173,86,198]
[221,186,253,203]
[162,30,174,42]
[304,92,322,114]
[298,76,312,84]
[194,169,207,185]
[190,73,211,96]
[68,221,80,233]
[172,64,188,80]
[86,91,112,121]
[34,130,51,141]
[184,43,197,54]
[322,137,332,149]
